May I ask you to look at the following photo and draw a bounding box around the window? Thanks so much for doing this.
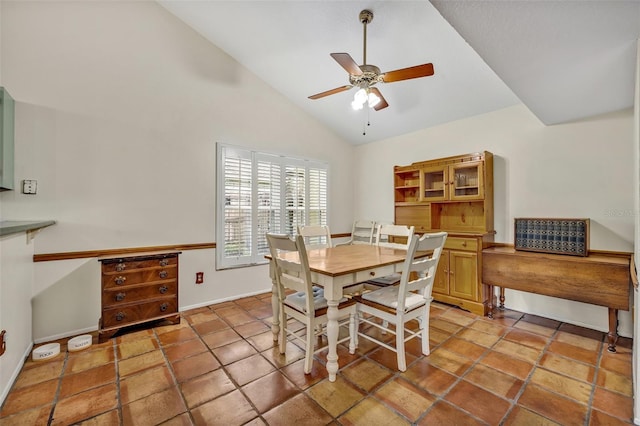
[216,143,328,269]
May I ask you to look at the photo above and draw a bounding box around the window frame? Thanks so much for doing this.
[216,143,329,270]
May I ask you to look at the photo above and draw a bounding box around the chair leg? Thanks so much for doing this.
[348,312,356,354]
[396,318,406,372]
[421,307,430,356]
[304,320,314,374]
[279,310,287,355]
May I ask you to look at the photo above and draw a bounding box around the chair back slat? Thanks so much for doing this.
[397,232,447,311]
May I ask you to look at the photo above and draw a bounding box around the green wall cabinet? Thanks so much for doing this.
[0,87,15,191]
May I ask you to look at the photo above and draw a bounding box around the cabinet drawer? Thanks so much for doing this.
[445,237,478,252]
[356,265,396,283]
[102,280,177,308]
[102,266,177,289]
[101,256,178,273]
[101,298,178,328]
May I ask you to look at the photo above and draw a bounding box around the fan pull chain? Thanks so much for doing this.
[362,106,371,135]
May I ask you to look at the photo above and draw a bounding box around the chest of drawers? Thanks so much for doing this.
[98,251,181,342]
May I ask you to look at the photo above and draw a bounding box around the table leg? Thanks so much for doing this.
[325,300,340,382]
[499,287,505,309]
[487,284,494,319]
[607,308,619,353]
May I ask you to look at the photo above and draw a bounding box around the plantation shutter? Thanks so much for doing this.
[216,144,328,269]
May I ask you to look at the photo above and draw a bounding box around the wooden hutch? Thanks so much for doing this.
[394,151,494,315]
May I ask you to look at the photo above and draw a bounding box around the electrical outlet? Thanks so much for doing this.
[196,272,204,284]
[0,330,6,357]
[22,180,37,194]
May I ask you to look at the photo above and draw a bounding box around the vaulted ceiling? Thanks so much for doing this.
[158,1,640,145]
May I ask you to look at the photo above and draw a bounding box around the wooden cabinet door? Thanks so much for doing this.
[433,250,450,295]
[449,251,478,301]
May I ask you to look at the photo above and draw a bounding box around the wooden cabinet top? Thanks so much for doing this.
[99,250,181,264]
[395,151,492,172]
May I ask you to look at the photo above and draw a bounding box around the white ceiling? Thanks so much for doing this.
[158,1,640,145]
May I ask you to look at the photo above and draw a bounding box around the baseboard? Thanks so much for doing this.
[180,288,272,312]
[0,342,33,407]
[34,325,98,345]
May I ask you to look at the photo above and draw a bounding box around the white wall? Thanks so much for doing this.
[0,0,355,344]
[0,234,36,404]
[355,104,635,336]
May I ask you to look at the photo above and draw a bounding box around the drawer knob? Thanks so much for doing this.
[115,263,126,272]
[159,285,168,294]
[159,259,169,267]
[369,272,375,277]
[115,292,126,301]
[160,303,169,312]
[159,271,168,279]
[114,276,126,285]
[462,241,467,247]
[115,312,126,321]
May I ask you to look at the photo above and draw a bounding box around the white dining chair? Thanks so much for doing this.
[356,231,447,371]
[366,223,415,286]
[266,233,357,374]
[297,224,333,250]
[337,220,376,246]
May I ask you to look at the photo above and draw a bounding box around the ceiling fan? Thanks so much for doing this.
[308,9,435,111]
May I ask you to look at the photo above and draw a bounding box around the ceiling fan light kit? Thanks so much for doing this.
[308,9,435,116]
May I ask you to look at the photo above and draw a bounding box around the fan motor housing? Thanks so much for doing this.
[349,64,381,87]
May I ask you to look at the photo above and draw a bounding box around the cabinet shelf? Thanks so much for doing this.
[394,201,425,206]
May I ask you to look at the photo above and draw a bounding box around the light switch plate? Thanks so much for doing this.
[22,180,37,194]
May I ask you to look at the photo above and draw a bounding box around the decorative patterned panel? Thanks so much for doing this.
[514,218,589,257]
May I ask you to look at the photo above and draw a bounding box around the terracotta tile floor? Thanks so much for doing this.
[0,293,634,425]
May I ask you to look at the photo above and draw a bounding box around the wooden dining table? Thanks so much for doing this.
[266,244,411,382]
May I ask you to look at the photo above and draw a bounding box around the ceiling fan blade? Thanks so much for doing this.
[369,87,388,111]
[381,63,434,83]
[308,85,352,100]
[330,53,363,76]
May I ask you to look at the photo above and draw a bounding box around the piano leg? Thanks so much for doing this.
[607,308,619,353]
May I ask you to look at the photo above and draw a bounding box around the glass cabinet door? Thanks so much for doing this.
[449,162,484,200]
[421,166,448,201]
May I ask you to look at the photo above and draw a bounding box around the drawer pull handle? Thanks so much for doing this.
[114,276,126,285]
[159,271,168,279]
[115,312,126,321]
[159,285,168,294]
[159,259,169,267]
[369,272,375,277]
[116,293,126,301]
[115,263,126,272]
[160,303,169,312]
